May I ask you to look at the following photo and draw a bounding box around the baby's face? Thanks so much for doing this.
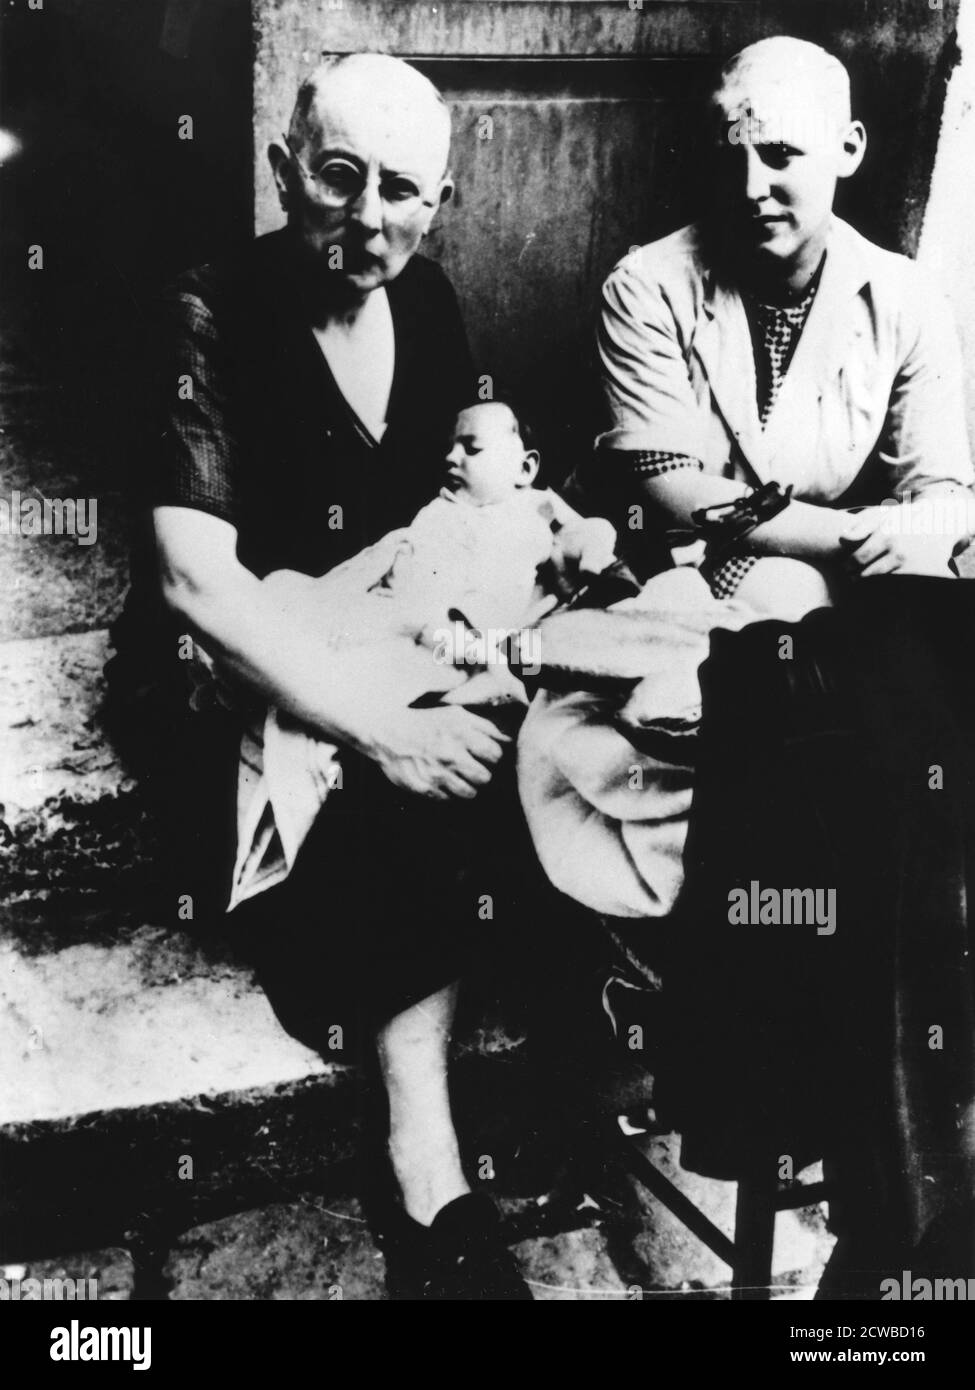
[444,403,537,505]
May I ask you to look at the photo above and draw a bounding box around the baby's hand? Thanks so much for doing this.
[418,618,468,665]
[570,517,619,577]
[420,612,514,670]
[548,517,619,600]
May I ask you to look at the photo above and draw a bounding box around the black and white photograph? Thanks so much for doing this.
[1,0,974,1349]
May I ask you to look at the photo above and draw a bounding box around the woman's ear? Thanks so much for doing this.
[420,175,454,240]
[268,141,294,214]
[837,121,867,179]
[521,450,541,486]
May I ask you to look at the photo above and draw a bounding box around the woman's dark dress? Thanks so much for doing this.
[110,228,535,1050]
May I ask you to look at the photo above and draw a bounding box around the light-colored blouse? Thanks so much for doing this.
[597,216,974,505]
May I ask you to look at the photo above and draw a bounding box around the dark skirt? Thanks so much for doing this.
[227,730,547,1055]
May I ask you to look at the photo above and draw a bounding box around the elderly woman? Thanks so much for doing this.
[137,54,536,1300]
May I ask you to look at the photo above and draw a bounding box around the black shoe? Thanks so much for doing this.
[424,1194,533,1301]
[370,1191,532,1301]
[369,1197,434,1302]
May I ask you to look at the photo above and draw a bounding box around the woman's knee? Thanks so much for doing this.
[734,557,834,621]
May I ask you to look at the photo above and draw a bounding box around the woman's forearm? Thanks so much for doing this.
[634,472,849,561]
[746,498,849,560]
[633,470,749,528]
[163,565,381,750]
[154,506,414,749]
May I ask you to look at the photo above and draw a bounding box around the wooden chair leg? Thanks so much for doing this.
[732,1167,777,1301]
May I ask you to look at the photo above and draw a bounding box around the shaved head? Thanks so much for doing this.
[705,36,865,289]
[720,37,850,111]
[713,37,852,143]
[288,53,451,175]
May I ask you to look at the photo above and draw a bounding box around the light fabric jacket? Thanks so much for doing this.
[597,216,973,502]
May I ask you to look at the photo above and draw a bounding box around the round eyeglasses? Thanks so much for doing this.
[283,134,439,220]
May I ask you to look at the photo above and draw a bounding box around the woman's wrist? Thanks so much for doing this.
[297,675,385,754]
[747,499,852,561]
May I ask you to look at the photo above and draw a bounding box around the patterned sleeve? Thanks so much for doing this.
[621,450,704,479]
[151,268,241,526]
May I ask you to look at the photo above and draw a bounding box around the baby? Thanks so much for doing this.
[264,399,619,704]
[383,400,617,668]
[223,400,618,907]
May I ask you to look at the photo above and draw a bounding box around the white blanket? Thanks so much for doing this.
[221,533,536,911]
[517,568,753,919]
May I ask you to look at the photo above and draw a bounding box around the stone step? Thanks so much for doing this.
[0,910,332,1129]
[1,893,831,1296]
[0,626,539,1269]
[0,359,130,645]
[0,890,547,1271]
[0,901,349,1259]
[0,628,157,908]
